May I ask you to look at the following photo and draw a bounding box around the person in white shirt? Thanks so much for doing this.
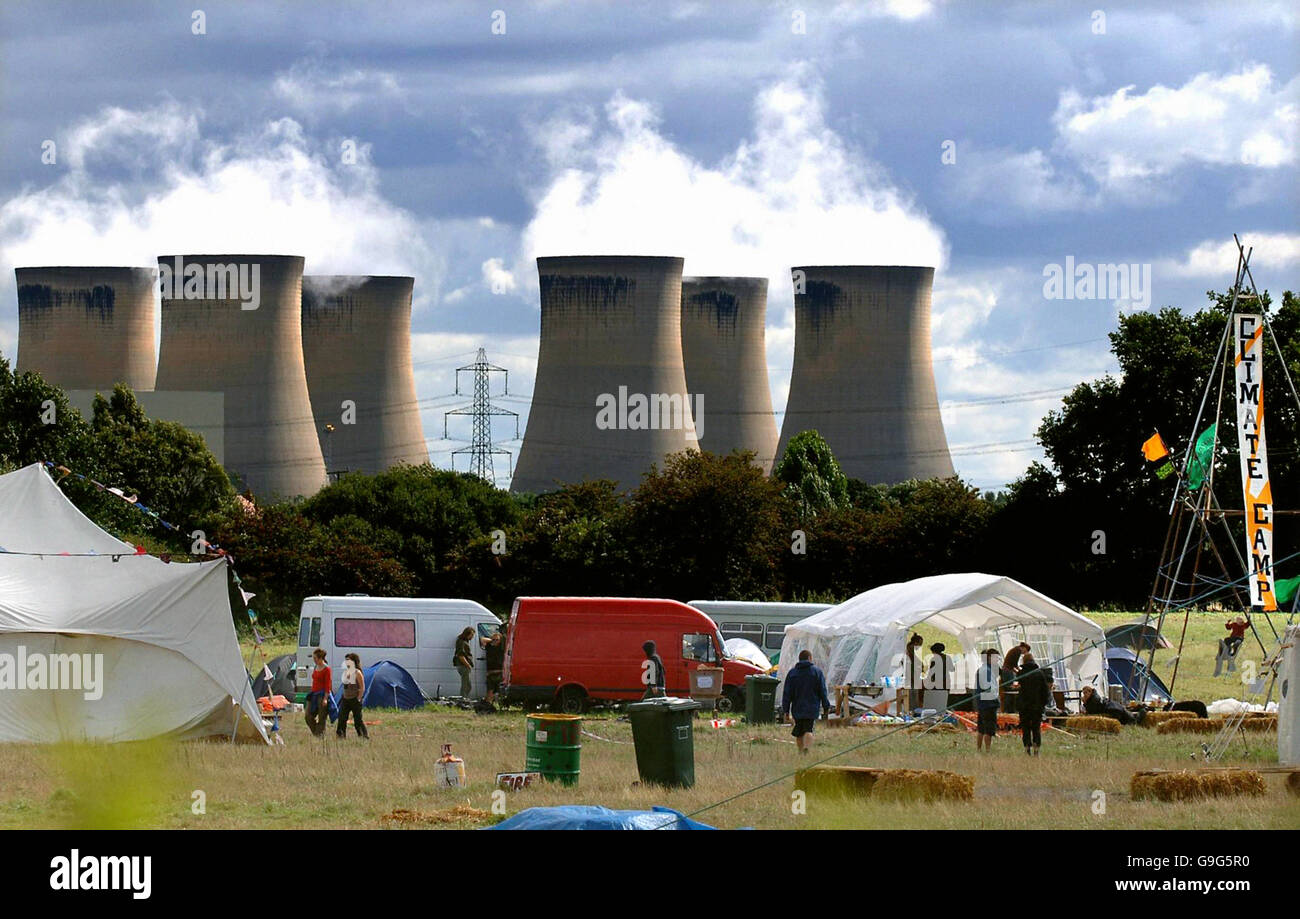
[974,648,1001,752]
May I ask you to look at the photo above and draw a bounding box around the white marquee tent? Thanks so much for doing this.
[0,463,267,743]
[777,573,1107,701]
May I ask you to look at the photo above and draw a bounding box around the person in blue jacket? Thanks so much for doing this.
[781,650,831,754]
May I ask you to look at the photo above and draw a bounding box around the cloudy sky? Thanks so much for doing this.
[1,0,1297,490]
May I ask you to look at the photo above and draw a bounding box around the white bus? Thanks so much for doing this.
[688,601,833,666]
[294,596,502,700]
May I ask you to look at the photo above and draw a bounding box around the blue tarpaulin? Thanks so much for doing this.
[329,659,425,720]
[485,805,718,831]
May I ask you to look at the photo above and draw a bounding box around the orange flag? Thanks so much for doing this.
[1141,432,1168,462]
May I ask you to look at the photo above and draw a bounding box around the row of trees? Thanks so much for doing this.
[3,287,1295,627]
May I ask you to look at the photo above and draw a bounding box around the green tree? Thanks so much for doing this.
[773,430,850,519]
[624,450,792,601]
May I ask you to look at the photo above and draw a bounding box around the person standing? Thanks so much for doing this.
[974,648,1001,752]
[1000,641,1029,713]
[1016,651,1050,755]
[781,650,832,755]
[481,629,506,707]
[902,632,925,715]
[304,648,332,737]
[336,653,368,740]
[641,640,666,699]
[453,627,475,699]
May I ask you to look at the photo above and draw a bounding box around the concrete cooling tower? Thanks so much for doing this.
[154,254,326,498]
[680,276,779,473]
[511,255,699,494]
[14,266,156,392]
[301,275,427,475]
[776,265,954,484]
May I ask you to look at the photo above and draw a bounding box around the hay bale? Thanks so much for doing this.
[1286,772,1300,797]
[1142,710,1198,728]
[795,765,882,795]
[1131,770,1265,802]
[1156,717,1221,734]
[796,766,972,802]
[1064,715,1122,734]
[872,769,975,802]
[1240,715,1278,733]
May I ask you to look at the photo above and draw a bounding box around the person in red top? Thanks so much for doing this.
[305,648,332,737]
[1224,616,1250,656]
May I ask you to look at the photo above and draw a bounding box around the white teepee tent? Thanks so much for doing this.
[0,463,267,743]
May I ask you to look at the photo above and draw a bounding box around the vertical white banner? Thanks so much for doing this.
[1234,314,1277,610]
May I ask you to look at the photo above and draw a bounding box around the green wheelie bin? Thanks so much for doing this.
[744,674,780,724]
[626,697,701,787]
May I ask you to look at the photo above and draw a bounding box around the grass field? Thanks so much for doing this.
[0,611,1293,830]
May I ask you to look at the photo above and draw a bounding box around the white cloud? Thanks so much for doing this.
[519,67,946,280]
[480,257,518,295]
[0,102,437,297]
[834,0,946,22]
[1161,232,1300,279]
[1053,65,1299,184]
[272,50,405,117]
[942,146,1095,218]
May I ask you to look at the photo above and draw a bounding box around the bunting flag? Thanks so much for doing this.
[1155,462,1175,479]
[239,587,257,606]
[1275,575,1300,608]
[1141,432,1169,462]
[1185,424,1217,491]
[1234,314,1277,610]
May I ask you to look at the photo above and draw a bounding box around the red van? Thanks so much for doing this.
[502,597,766,713]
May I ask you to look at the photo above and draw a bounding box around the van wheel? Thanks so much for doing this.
[555,686,588,715]
[718,687,743,713]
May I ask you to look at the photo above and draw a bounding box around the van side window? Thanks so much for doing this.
[764,624,786,651]
[477,621,501,641]
[309,617,321,646]
[298,617,311,646]
[682,632,717,664]
[335,618,415,648]
[720,621,763,642]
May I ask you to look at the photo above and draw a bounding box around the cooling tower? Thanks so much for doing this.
[154,254,326,498]
[301,275,427,474]
[680,276,780,473]
[511,255,699,494]
[776,265,954,484]
[14,266,156,391]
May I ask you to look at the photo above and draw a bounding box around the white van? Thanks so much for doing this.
[295,596,502,700]
[688,601,832,665]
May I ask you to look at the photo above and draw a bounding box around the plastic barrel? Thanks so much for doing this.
[525,713,582,786]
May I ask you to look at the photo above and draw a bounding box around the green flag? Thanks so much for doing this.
[1155,462,1175,479]
[1276,575,1300,607]
[1185,424,1217,490]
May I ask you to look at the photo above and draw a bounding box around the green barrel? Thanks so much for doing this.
[626,697,701,787]
[525,713,582,786]
[745,674,780,724]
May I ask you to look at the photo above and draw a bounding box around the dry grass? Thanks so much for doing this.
[379,805,494,826]
[1065,715,1122,734]
[1131,769,1266,802]
[1157,717,1222,734]
[0,706,1295,830]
